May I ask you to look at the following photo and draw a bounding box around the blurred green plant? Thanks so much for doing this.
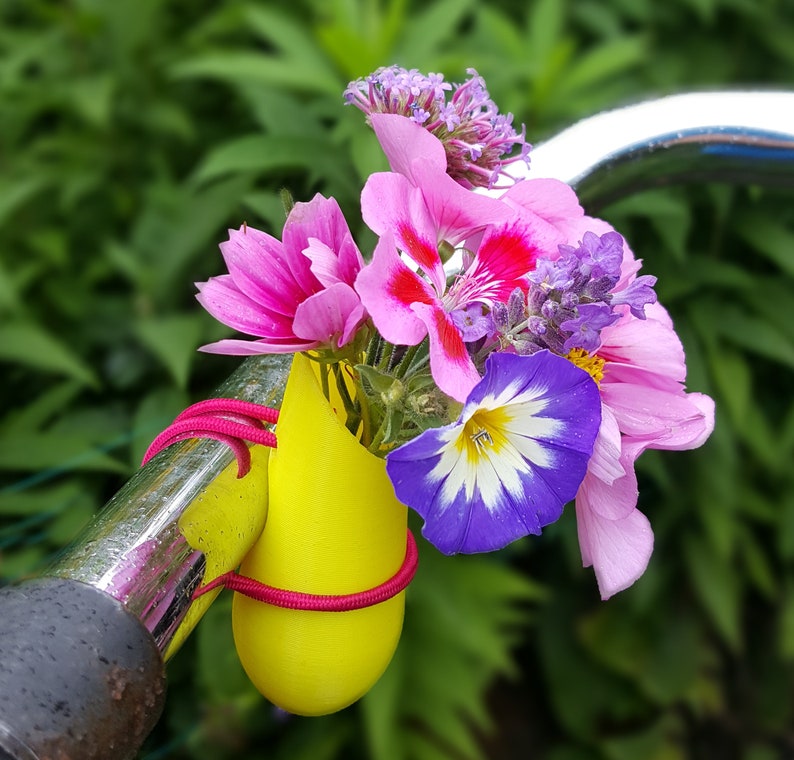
[1,0,793,758]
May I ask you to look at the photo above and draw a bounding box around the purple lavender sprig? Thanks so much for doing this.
[493,231,658,357]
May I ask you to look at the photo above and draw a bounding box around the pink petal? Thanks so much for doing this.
[294,196,364,287]
[219,227,309,315]
[599,313,686,386]
[292,282,366,347]
[282,195,348,292]
[622,391,716,455]
[199,336,318,354]
[304,238,344,288]
[500,178,584,228]
[580,448,639,521]
[460,222,544,304]
[411,302,481,402]
[370,112,448,179]
[196,276,297,338]
[355,232,431,346]
[410,159,514,246]
[575,497,654,600]
[586,404,625,485]
[600,382,714,442]
[361,171,446,295]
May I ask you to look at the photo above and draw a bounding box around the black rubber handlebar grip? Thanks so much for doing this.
[0,578,166,760]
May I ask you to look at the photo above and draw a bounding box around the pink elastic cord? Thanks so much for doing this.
[144,397,418,611]
[195,530,419,612]
[142,398,279,477]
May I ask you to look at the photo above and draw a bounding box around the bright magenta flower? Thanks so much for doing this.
[197,194,367,355]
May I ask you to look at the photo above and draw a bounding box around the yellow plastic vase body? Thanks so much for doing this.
[232,354,408,716]
[164,445,270,659]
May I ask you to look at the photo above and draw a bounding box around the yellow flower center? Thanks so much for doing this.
[566,348,605,384]
[457,407,510,462]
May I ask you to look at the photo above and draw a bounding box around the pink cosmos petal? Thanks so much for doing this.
[293,282,367,347]
[575,497,654,600]
[644,300,674,329]
[411,302,481,402]
[195,277,296,338]
[586,404,625,485]
[579,446,639,522]
[599,314,686,385]
[355,232,432,346]
[600,382,714,443]
[370,112,448,179]
[622,391,716,456]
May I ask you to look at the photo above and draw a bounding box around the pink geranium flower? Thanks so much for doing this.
[196,194,367,355]
[356,114,581,401]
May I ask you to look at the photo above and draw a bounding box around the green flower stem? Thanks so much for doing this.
[333,363,362,439]
[394,344,420,378]
[378,340,395,371]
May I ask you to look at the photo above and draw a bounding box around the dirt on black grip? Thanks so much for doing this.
[0,578,166,760]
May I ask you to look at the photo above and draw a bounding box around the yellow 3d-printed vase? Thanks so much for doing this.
[232,353,409,716]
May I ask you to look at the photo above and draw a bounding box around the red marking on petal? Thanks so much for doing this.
[474,224,539,297]
[432,309,469,361]
[397,221,440,273]
[388,268,435,306]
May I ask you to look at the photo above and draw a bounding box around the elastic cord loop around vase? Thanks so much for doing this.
[195,530,418,612]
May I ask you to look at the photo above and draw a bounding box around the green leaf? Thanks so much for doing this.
[734,210,794,279]
[0,381,84,436]
[191,134,352,189]
[0,322,99,388]
[555,35,650,97]
[135,314,203,389]
[171,52,339,95]
[130,386,190,468]
[0,430,128,474]
[195,594,260,703]
[397,0,476,64]
[684,534,741,650]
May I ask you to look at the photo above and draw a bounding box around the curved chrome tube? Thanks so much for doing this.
[49,353,292,654]
[518,90,794,207]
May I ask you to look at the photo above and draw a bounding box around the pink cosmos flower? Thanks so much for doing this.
[356,114,581,401]
[574,254,715,600]
[196,194,367,355]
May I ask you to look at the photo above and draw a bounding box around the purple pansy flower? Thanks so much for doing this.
[386,351,601,554]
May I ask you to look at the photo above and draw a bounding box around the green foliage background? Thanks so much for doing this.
[1,0,794,757]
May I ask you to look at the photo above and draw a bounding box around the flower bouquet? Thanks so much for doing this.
[192,67,715,715]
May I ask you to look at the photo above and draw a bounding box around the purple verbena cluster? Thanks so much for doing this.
[493,231,658,356]
[344,65,530,189]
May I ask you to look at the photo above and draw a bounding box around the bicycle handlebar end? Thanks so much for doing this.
[0,578,167,760]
